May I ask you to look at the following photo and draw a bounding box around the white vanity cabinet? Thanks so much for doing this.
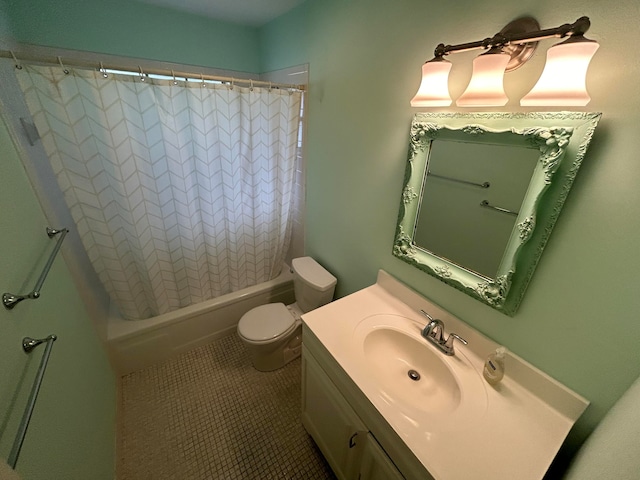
[302,344,407,480]
[358,432,406,480]
[300,271,590,480]
[302,346,366,479]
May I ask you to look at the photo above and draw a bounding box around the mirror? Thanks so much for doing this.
[393,112,601,315]
[414,140,539,279]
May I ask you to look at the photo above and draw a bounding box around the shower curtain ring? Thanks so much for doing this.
[250,79,254,91]
[171,69,178,85]
[138,66,146,82]
[200,73,205,87]
[10,51,22,70]
[57,56,70,75]
[230,77,234,90]
[99,62,108,78]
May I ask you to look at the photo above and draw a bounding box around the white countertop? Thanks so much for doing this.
[302,270,588,480]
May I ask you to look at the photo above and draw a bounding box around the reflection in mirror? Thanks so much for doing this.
[393,112,601,315]
[414,140,539,279]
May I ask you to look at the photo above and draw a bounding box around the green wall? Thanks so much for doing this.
[260,0,640,468]
[4,0,261,73]
[0,114,115,478]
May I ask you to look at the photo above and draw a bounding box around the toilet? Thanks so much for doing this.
[237,256,337,371]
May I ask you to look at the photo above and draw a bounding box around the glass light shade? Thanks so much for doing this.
[520,36,599,106]
[456,49,510,107]
[410,58,453,107]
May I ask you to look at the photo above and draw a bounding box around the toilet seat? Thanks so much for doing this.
[237,303,296,343]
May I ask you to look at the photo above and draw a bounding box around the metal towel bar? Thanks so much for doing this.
[3,227,68,310]
[428,171,490,189]
[8,334,57,469]
[480,200,519,217]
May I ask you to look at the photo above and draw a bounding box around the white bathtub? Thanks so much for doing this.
[107,268,295,374]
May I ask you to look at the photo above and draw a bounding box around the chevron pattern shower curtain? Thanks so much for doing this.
[17,66,302,320]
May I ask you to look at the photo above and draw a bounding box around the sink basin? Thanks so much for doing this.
[352,314,487,429]
[363,327,461,413]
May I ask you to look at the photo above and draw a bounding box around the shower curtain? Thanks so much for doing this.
[16,66,302,320]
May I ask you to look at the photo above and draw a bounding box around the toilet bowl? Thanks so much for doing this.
[237,257,337,371]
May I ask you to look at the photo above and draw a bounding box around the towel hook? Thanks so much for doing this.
[10,51,22,70]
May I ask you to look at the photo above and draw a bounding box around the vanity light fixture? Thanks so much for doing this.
[411,16,598,107]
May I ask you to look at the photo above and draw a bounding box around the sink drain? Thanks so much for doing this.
[407,369,421,381]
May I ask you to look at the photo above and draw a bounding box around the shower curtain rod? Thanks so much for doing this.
[0,48,305,91]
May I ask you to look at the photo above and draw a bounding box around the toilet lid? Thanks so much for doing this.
[237,303,295,342]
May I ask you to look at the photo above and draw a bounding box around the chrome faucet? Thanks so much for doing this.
[420,310,468,356]
[421,314,445,342]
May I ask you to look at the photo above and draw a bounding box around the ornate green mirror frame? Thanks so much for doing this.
[393,112,601,315]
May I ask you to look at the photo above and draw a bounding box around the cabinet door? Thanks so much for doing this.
[302,350,367,480]
[358,433,405,480]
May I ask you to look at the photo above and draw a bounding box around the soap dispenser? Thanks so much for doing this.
[483,347,506,385]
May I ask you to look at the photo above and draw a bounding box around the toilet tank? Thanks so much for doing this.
[291,257,337,313]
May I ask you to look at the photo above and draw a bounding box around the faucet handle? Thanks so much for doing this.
[443,333,468,356]
[419,309,435,322]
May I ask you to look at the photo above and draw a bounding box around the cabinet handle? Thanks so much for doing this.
[349,432,358,448]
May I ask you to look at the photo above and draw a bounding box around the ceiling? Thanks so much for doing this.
[136,0,306,26]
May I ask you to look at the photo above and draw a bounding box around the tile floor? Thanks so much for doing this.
[117,334,336,480]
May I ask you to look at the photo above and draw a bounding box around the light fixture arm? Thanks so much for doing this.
[432,16,591,59]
